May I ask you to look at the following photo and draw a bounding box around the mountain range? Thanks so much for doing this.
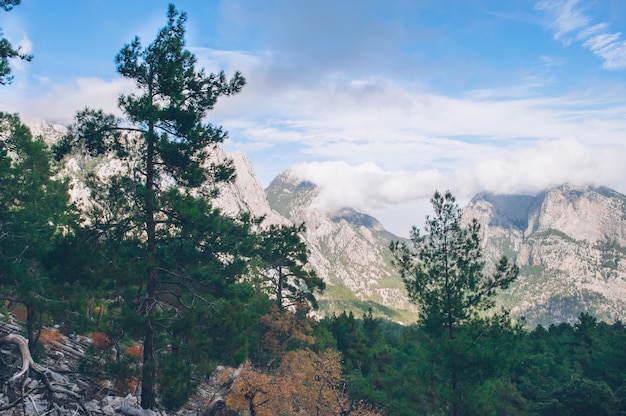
[31,121,626,326]
[217,146,626,326]
[214,152,416,322]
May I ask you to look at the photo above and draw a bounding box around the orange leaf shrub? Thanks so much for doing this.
[92,331,110,348]
[11,304,27,322]
[227,349,382,416]
[125,345,143,359]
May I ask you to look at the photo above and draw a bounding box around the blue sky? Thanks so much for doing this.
[2,0,626,235]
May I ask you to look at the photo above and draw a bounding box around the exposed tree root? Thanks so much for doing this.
[0,333,92,415]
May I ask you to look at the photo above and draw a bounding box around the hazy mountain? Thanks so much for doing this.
[464,184,626,326]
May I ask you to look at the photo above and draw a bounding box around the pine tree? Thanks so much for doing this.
[253,223,325,310]
[55,5,246,409]
[390,190,518,416]
[0,113,74,345]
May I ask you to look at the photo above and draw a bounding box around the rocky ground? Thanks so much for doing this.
[0,320,234,416]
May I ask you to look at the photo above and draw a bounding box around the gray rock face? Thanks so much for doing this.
[464,184,626,325]
[526,185,626,243]
[214,150,288,226]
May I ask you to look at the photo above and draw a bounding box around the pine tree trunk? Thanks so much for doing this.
[141,121,158,410]
[443,232,459,416]
[26,303,38,354]
[277,266,284,309]
[141,318,156,409]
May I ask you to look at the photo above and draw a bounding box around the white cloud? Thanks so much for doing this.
[291,161,444,212]
[536,0,589,42]
[0,77,135,124]
[536,0,626,69]
[583,34,626,70]
[190,47,262,78]
[16,32,32,55]
[218,69,626,164]
[287,134,626,236]
[464,136,626,195]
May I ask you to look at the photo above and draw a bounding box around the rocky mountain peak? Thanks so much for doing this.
[467,192,536,231]
[464,184,626,325]
[214,150,287,226]
[527,184,626,244]
[265,169,318,220]
[468,184,626,243]
[28,120,67,145]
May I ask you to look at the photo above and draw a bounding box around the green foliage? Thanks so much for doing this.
[538,378,618,416]
[252,223,325,310]
[0,1,32,85]
[390,190,519,332]
[390,190,518,415]
[597,239,626,270]
[319,309,626,416]
[534,228,577,243]
[518,264,546,277]
[0,113,76,344]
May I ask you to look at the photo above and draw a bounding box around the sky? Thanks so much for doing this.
[1,0,626,236]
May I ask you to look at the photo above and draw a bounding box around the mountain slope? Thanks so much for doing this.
[266,170,415,322]
[464,184,626,325]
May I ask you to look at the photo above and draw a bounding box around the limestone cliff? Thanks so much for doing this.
[464,184,626,325]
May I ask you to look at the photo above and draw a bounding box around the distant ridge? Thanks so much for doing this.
[265,169,416,322]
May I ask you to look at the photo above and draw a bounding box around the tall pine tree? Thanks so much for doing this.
[253,223,325,310]
[55,5,246,409]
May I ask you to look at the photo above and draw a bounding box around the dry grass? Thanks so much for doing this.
[39,327,64,344]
